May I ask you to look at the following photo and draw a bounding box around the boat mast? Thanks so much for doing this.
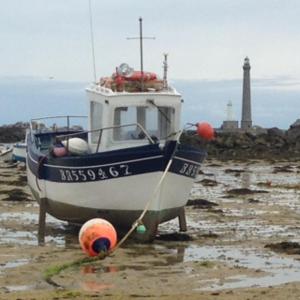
[88,0,97,83]
[139,18,144,91]
[127,18,155,91]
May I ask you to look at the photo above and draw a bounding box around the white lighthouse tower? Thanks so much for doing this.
[227,100,234,121]
[222,100,238,131]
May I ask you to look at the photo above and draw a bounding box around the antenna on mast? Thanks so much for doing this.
[88,0,97,83]
[163,53,168,89]
[127,17,155,91]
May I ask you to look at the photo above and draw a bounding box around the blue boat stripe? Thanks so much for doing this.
[173,156,202,166]
[43,155,164,169]
[28,152,163,169]
[27,132,207,182]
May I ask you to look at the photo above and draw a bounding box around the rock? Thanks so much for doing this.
[267,127,285,138]
[181,127,300,160]
[247,198,260,203]
[0,123,28,143]
[156,232,193,241]
[286,124,300,141]
[273,165,294,173]
[265,242,300,255]
[186,199,218,208]
[227,188,269,195]
[224,168,245,174]
[196,178,218,186]
[0,188,31,201]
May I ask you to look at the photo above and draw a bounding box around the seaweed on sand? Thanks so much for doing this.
[0,188,31,201]
[44,252,108,288]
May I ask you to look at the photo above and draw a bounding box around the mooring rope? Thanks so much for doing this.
[108,130,182,254]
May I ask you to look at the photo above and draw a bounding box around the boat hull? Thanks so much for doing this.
[0,148,13,162]
[29,179,184,241]
[12,143,27,163]
[27,134,206,240]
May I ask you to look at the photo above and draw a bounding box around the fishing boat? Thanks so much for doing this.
[0,144,13,162]
[26,19,213,241]
[12,142,27,163]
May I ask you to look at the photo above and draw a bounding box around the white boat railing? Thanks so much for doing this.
[56,123,155,153]
[30,115,88,132]
[30,116,155,153]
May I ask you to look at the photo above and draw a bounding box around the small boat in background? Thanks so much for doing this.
[0,144,13,162]
[12,142,27,163]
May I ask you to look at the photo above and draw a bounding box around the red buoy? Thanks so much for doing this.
[126,71,157,81]
[196,122,215,141]
[79,218,117,257]
[53,146,67,157]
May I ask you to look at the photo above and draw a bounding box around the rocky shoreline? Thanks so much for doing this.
[2,122,300,160]
[182,124,300,160]
[0,122,27,143]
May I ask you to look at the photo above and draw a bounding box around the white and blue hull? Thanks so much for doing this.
[27,167,193,227]
[13,143,27,163]
[27,132,206,239]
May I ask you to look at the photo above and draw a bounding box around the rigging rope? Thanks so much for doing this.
[108,130,182,255]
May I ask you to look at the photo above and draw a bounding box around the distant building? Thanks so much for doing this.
[241,57,252,130]
[222,100,239,132]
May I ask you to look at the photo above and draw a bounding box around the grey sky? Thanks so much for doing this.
[2,0,300,83]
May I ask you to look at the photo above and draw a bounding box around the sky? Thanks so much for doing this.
[2,0,300,81]
[1,1,300,128]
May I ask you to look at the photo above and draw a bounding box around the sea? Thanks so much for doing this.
[1,76,299,129]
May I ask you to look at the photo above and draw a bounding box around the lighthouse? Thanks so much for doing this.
[222,100,238,132]
[241,57,252,130]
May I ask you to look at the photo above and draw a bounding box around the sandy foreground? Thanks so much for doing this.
[0,159,300,300]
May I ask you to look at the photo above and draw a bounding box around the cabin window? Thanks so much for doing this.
[113,105,174,141]
[90,101,103,143]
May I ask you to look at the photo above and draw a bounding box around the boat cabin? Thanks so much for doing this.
[29,62,183,156]
[86,83,182,151]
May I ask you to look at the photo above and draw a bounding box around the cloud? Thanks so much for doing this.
[1,1,300,81]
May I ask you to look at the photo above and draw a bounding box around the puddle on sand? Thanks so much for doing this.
[3,285,35,292]
[0,226,73,246]
[0,228,36,245]
[76,242,300,292]
[0,210,77,246]
[187,217,298,241]
[0,258,30,275]
[1,161,300,293]
[184,245,300,290]
[198,163,300,212]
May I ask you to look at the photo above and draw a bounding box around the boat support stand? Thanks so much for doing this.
[38,197,47,246]
[178,207,187,232]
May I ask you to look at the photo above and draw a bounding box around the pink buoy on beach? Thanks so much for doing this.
[79,218,117,257]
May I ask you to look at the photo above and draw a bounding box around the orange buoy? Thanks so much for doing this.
[79,218,117,257]
[196,122,215,141]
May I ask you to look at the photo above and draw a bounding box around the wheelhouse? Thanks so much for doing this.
[86,84,182,152]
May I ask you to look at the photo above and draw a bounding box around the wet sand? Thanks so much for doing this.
[0,159,300,299]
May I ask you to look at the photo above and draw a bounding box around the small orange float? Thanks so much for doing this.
[196,122,215,141]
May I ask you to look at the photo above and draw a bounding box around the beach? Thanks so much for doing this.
[0,159,300,299]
